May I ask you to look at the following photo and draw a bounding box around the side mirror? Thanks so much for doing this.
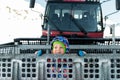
[116,0,120,10]
[29,0,36,8]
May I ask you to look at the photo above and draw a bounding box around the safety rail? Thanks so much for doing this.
[14,38,120,45]
[1,44,120,54]
[1,38,120,54]
[0,44,15,55]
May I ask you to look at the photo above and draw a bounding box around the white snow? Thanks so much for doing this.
[0,0,45,44]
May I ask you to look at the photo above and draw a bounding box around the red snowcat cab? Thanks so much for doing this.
[42,0,104,38]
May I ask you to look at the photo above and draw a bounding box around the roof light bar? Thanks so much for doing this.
[46,0,100,2]
[64,0,100,2]
[64,0,86,2]
[87,0,100,2]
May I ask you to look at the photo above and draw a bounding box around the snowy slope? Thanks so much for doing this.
[0,0,45,44]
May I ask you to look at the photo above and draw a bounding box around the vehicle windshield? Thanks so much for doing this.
[43,2,103,32]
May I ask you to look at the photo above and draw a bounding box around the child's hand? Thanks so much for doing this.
[78,50,86,57]
[35,50,42,56]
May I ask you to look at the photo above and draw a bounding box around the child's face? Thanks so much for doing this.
[52,44,65,54]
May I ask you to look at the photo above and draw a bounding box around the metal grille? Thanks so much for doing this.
[0,54,120,80]
[83,58,100,80]
[20,58,36,79]
[1,38,120,80]
[0,46,14,54]
[110,58,120,79]
[10,54,38,80]
[13,55,37,80]
[0,57,12,80]
[83,58,99,78]
[46,57,75,80]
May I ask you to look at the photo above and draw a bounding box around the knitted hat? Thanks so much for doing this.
[51,36,69,53]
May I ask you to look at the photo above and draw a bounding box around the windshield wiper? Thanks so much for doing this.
[44,16,62,33]
[71,15,87,35]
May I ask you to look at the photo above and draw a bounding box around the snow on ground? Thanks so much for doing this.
[0,0,45,44]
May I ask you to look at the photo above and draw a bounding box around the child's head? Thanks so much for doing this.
[51,36,69,54]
